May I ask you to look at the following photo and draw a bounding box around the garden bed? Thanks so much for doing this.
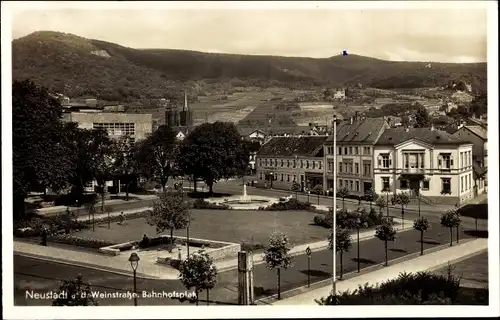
[99,235,241,261]
[192,199,230,210]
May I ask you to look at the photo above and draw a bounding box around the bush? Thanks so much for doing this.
[316,271,461,305]
[314,208,382,229]
[192,199,230,210]
[262,199,314,211]
[14,212,88,238]
[47,234,115,249]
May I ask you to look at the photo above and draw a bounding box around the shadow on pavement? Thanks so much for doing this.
[298,269,331,277]
[417,240,441,245]
[351,258,377,265]
[389,248,408,253]
[464,230,488,238]
[187,192,232,199]
[459,203,488,220]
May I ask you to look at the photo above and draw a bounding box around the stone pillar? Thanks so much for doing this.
[237,251,254,305]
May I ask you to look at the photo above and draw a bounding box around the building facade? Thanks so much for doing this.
[62,112,153,144]
[452,125,487,168]
[256,136,327,191]
[323,118,389,197]
[373,127,474,205]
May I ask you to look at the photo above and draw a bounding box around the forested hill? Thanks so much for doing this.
[12,31,487,101]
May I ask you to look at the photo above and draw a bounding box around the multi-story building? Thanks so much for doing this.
[256,136,328,191]
[373,127,474,205]
[323,117,389,197]
[452,125,487,168]
[62,112,153,144]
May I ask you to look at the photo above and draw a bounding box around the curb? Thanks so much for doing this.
[254,238,478,305]
[14,251,161,281]
[217,221,414,273]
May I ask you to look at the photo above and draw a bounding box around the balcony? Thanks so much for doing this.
[401,168,426,174]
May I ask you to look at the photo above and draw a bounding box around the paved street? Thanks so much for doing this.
[14,222,478,306]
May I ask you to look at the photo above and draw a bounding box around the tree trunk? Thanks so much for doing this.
[277,268,281,300]
[208,182,214,195]
[126,183,130,201]
[206,289,210,306]
[384,241,388,266]
[195,289,199,306]
[170,229,174,245]
[340,251,343,279]
[317,194,320,205]
[369,201,372,210]
[449,227,453,247]
[193,175,197,192]
[420,231,424,255]
[342,198,345,209]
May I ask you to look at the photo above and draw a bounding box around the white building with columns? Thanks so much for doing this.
[373,127,474,205]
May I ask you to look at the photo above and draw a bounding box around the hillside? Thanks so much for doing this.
[12,31,487,102]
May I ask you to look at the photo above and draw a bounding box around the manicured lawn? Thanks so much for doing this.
[74,209,330,246]
[433,251,488,288]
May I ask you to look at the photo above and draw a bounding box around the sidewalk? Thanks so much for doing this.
[271,238,488,305]
[76,206,152,222]
[216,217,413,272]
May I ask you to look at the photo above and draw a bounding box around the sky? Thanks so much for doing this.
[8,2,488,63]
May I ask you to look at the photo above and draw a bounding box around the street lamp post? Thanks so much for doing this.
[385,190,390,217]
[128,253,140,306]
[356,216,361,273]
[332,114,337,295]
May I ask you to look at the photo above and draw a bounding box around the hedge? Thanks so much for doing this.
[259,199,315,211]
[313,208,383,229]
[192,199,230,210]
[47,234,115,249]
[316,271,462,305]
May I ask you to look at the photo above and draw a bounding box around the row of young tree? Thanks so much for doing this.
[13,80,252,220]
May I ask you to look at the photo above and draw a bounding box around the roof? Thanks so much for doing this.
[257,136,328,157]
[473,163,487,179]
[237,126,268,137]
[268,126,310,136]
[464,125,488,141]
[325,117,387,144]
[375,128,469,146]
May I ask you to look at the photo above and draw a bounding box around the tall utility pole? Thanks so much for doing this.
[332,114,337,295]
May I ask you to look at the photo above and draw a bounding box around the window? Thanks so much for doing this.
[287,160,290,167]
[339,179,343,187]
[260,173,263,180]
[469,173,472,190]
[344,147,348,155]
[460,152,464,168]
[355,181,359,191]
[349,147,353,155]
[312,161,316,169]
[355,163,359,174]
[301,160,304,168]
[379,154,391,168]
[441,178,451,194]
[400,179,408,189]
[338,162,343,173]
[328,161,333,172]
[364,147,371,155]
[461,176,464,192]
[422,180,430,190]
[318,161,322,170]
[293,175,296,182]
[265,159,268,166]
[293,160,296,168]
[259,159,262,166]
[349,180,353,190]
[355,147,359,155]
[287,175,290,182]
[281,159,284,167]
[338,147,342,155]
[363,163,371,176]
[93,122,135,136]
[306,161,310,169]
[382,177,390,191]
[281,174,284,181]
[349,163,353,173]
[344,163,348,172]
[439,153,453,169]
